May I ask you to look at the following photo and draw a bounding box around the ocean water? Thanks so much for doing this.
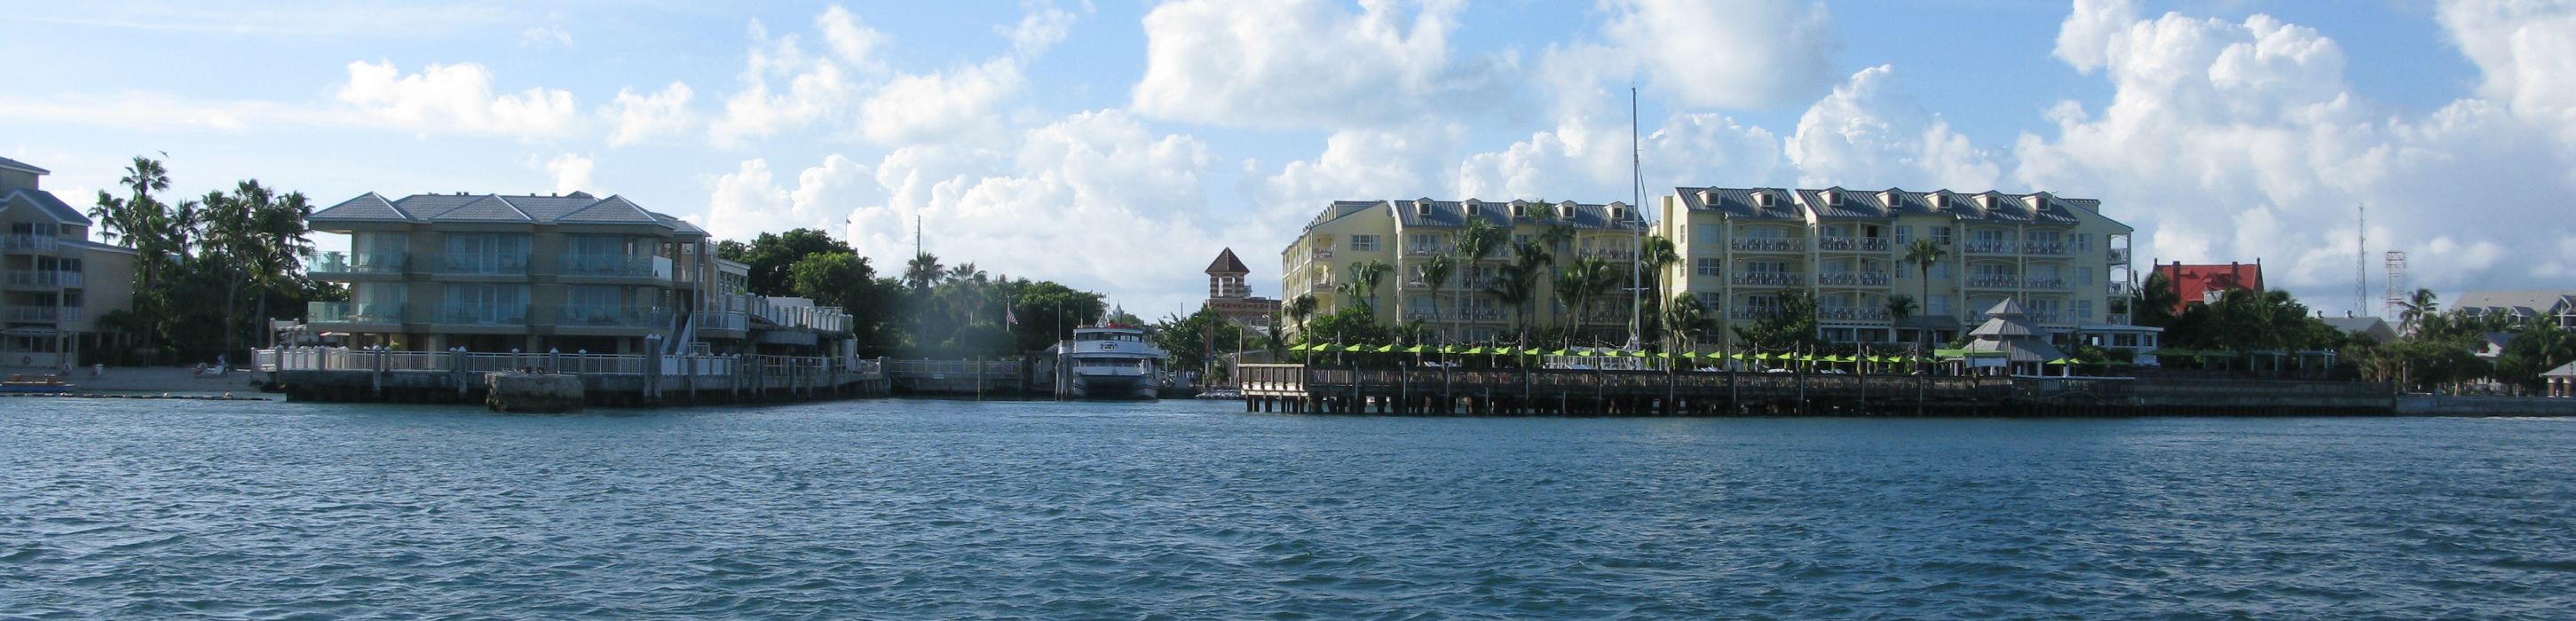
[4,398,2574,618]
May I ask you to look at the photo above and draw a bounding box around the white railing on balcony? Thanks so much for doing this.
[1814,271,1892,287]
[1817,237,1892,253]
[2021,241,2067,255]
[304,250,407,275]
[1730,272,1803,287]
[4,270,82,287]
[1729,238,1803,253]
[1,234,62,252]
[308,301,406,325]
[1963,240,2013,255]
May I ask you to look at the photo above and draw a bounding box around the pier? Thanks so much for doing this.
[252,347,889,406]
[1237,364,2406,416]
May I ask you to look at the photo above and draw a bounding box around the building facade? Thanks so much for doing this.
[303,191,848,356]
[1280,198,1649,342]
[1,156,138,370]
[1654,186,2143,349]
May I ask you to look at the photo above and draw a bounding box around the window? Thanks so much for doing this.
[1896,225,1912,244]
[1694,224,1722,245]
[1932,226,1954,245]
[1695,258,1720,277]
[1349,235,1380,251]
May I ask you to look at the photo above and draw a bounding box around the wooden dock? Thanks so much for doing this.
[1238,364,2403,416]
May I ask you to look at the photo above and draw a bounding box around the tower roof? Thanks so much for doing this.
[1205,248,1250,275]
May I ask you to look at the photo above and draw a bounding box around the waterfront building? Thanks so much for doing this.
[1202,248,1280,330]
[1279,198,1648,342]
[2450,290,2576,330]
[1655,186,2148,350]
[2152,261,2264,313]
[0,156,138,370]
[302,191,849,356]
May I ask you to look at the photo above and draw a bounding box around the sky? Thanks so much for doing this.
[5,0,2572,319]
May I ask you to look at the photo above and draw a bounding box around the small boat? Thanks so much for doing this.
[1053,325,1168,400]
[1,374,74,394]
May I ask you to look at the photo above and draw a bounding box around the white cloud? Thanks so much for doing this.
[1128,0,1507,129]
[709,20,859,148]
[519,26,572,48]
[1786,66,1998,191]
[600,82,695,146]
[335,60,581,138]
[1600,0,1840,109]
[858,59,1024,145]
[545,153,594,194]
[2012,0,2576,310]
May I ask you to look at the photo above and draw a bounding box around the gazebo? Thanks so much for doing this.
[2545,359,2576,398]
[1962,298,2066,376]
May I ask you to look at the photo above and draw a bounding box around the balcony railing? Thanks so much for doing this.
[1817,236,1892,253]
[1729,238,1803,253]
[1730,272,1803,287]
[438,303,528,326]
[1814,271,1892,287]
[1819,307,1893,322]
[557,304,670,328]
[2024,278,2068,291]
[308,301,406,325]
[558,252,660,278]
[1963,240,2012,255]
[1,234,62,252]
[434,253,530,276]
[4,270,82,287]
[2021,241,2067,255]
[1966,275,2019,288]
[304,250,407,275]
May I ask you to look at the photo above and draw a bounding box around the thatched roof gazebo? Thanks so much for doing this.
[1962,298,2066,375]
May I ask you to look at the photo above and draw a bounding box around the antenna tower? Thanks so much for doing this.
[2383,250,2408,320]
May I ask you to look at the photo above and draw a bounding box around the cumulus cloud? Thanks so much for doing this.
[1600,0,1840,109]
[1128,0,1508,129]
[335,60,581,138]
[545,153,594,194]
[600,82,694,146]
[2011,0,2576,308]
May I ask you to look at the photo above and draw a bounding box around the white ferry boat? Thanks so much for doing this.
[1055,325,1167,399]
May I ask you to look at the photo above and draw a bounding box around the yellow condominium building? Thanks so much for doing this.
[1,156,139,371]
[1657,186,2143,348]
[1281,198,1649,342]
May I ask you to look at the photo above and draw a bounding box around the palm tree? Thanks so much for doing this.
[1415,254,1456,331]
[1901,237,1948,347]
[1348,259,1391,313]
[2400,287,2439,337]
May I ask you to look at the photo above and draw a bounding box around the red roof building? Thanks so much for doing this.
[2152,261,2264,314]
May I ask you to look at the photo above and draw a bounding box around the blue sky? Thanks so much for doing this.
[4,0,2570,318]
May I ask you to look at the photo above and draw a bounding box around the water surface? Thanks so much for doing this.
[4,398,2573,617]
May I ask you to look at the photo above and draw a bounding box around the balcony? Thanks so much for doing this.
[1,234,62,252]
[2021,241,2067,255]
[1963,240,2013,255]
[1729,238,1803,253]
[4,270,82,288]
[308,301,406,325]
[1819,307,1893,322]
[1966,275,2020,289]
[558,252,669,279]
[434,253,530,276]
[438,303,528,326]
[1814,271,1892,287]
[1730,272,1803,287]
[304,250,407,276]
[1816,236,1892,253]
[2024,278,2069,291]
[557,304,670,328]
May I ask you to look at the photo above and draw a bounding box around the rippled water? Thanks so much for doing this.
[5,398,2575,618]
